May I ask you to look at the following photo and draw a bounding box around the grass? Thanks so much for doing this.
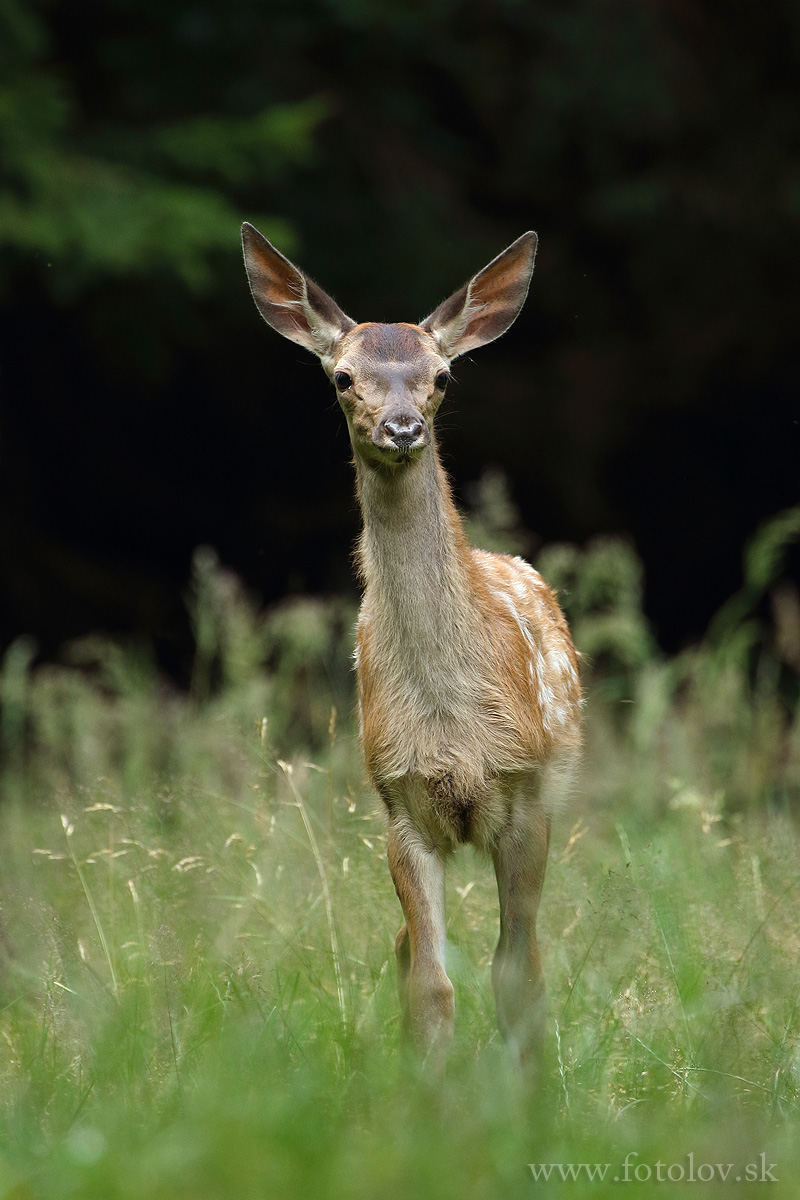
[1,510,799,1198]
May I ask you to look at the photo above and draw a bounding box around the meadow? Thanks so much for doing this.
[1,501,799,1199]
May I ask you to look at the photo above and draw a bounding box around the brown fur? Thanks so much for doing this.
[241,223,580,1071]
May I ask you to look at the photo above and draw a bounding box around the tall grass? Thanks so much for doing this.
[1,504,799,1198]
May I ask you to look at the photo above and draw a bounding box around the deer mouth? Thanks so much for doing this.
[380,438,428,465]
[388,433,428,456]
[375,426,430,461]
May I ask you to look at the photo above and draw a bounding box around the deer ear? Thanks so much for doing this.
[420,232,537,360]
[242,223,355,364]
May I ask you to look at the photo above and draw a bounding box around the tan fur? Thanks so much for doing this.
[241,223,581,1071]
[355,454,582,837]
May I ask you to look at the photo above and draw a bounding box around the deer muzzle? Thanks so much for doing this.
[374,411,429,454]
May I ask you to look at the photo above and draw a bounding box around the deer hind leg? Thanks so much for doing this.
[491,791,552,1072]
[387,820,454,1067]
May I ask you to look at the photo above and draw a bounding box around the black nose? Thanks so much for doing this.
[383,417,424,448]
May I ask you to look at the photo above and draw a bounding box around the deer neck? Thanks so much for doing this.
[355,443,483,679]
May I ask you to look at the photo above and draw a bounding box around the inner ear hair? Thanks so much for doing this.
[241,223,355,361]
[421,232,537,360]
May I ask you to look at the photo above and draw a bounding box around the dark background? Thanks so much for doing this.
[1,0,798,680]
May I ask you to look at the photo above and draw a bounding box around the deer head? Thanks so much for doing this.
[242,224,537,471]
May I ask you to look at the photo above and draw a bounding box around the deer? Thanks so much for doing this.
[241,224,582,1071]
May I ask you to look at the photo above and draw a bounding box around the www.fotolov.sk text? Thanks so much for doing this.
[528,1152,779,1183]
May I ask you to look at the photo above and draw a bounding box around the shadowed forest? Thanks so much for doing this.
[1,0,798,672]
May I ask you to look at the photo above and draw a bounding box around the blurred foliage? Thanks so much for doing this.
[1,507,799,1197]
[465,480,800,813]
[463,467,535,559]
[0,0,324,294]
[188,545,356,749]
[538,537,658,687]
[1,619,799,1198]
[0,0,798,670]
[5,0,797,321]
[467,469,657,687]
[2,505,799,817]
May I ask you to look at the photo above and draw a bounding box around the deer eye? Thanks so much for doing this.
[334,371,353,391]
[435,372,451,390]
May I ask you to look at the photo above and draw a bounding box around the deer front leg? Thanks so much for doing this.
[387,820,454,1066]
[394,921,411,1031]
[491,799,552,1072]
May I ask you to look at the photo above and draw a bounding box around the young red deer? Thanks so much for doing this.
[241,224,582,1069]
